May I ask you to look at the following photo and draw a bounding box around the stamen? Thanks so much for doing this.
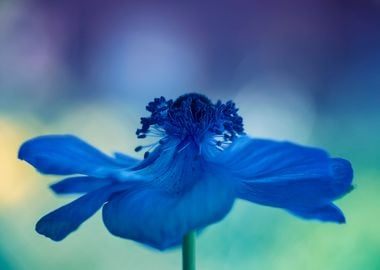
[135,146,143,152]
[135,93,245,155]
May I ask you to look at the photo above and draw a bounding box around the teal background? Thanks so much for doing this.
[0,1,379,269]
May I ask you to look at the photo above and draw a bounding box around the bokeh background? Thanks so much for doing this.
[1,0,379,269]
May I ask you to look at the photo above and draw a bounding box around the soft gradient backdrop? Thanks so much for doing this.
[1,0,379,269]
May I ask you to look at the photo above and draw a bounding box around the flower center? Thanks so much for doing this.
[135,93,244,157]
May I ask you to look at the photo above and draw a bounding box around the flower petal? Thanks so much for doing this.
[50,176,114,194]
[113,152,139,167]
[102,171,235,250]
[36,184,131,241]
[219,137,353,221]
[19,135,133,177]
[289,203,346,223]
[238,158,353,208]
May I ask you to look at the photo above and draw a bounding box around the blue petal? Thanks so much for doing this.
[113,152,139,167]
[19,135,133,177]
[50,176,113,194]
[289,203,346,223]
[102,170,235,250]
[219,137,353,221]
[238,158,353,208]
[36,183,131,241]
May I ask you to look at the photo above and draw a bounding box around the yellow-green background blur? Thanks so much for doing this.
[1,1,379,269]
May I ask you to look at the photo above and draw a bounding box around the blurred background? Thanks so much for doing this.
[0,0,379,269]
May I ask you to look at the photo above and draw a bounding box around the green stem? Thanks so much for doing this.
[182,231,196,270]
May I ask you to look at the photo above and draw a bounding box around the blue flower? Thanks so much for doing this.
[18,93,353,250]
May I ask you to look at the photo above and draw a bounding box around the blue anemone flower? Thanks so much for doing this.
[19,93,353,250]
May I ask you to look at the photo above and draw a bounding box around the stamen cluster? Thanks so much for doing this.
[135,93,244,156]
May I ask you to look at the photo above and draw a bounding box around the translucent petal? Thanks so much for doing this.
[19,135,134,177]
[36,183,133,241]
[102,170,235,250]
[50,176,113,194]
[113,152,140,167]
[219,137,353,221]
[289,203,346,223]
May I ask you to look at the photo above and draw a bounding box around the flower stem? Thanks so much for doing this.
[182,231,196,270]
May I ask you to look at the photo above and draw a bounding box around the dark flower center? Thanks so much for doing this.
[171,93,212,119]
[135,93,244,157]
